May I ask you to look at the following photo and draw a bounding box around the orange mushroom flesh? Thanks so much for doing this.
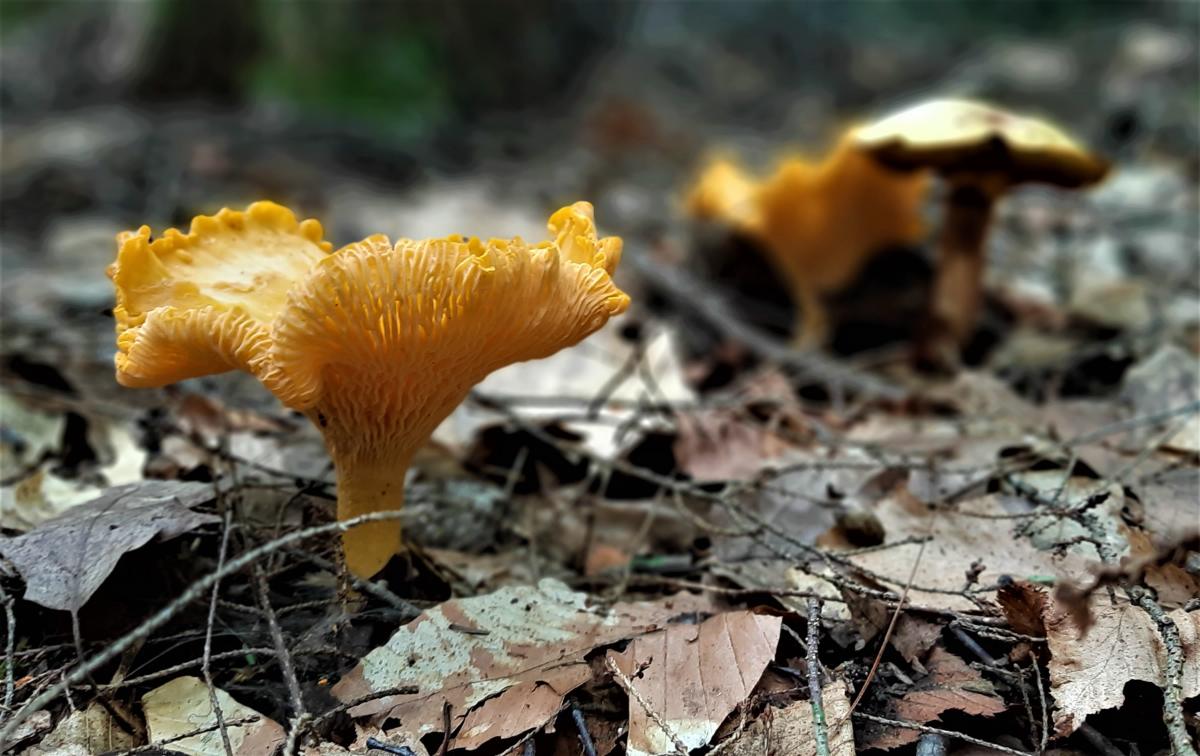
[686,136,928,347]
[853,99,1109,361]
[109,201,629,576]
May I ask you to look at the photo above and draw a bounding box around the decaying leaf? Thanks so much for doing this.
[332,578,714,751]
[673,407,799,482]
[0,480,218,611]
[606,610,782,756]
[721,680,855,756]
[142,676,284,756]
[842,489,1099,612]
[1044,596,1200,736]
[997,578,1049,638]
[20,702,138,754]
[895,647,1006,722]
[863,647,1006,750]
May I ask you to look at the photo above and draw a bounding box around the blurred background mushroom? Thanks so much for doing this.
[855,99,1110,366]
[685,135,929,350]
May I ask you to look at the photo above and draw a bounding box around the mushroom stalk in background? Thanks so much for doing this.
[854,99,1109,361]
[686,136,928,348]
[933,181,998,350]
[108,201,629,576]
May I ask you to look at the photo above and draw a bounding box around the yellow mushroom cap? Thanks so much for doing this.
[853,98,1109,188]
[109,202,332,387]
[108,200,629,576]
[684,157,763,234]
[683,139,927,294]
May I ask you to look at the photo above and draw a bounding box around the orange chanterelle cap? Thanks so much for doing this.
[109,201,629,576]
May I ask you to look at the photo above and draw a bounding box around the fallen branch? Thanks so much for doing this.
[626,248,908,402]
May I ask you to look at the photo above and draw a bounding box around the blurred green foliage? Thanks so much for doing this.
[249,2,450,136]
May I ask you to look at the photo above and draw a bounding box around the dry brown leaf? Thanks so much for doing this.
[997,579,1050,638]
[889,615,944,664]
[332,579,714,751]
[455,666,590,750]
[1145,562,1200,609]
[863,647,1005,750]
[606,610,782,756]
[673,408,798,482]
[1044,596,1200,736]
[141,676,284,756]
[721,680,855,755]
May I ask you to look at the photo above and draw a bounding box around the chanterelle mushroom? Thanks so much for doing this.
[854,98,1109,360]
[686,136,928,347]
[109,201,629,576]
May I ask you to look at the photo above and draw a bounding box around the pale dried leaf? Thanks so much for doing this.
[0,391,64,481]
[141,676,284,756]
[1044,596,1200,736]
[434,321,693,458]
[844,490,1099,611]
[1121,345,1200,454]
[721,680,854,756]
[332,579,713,751]
[0,480,218,611]
[607,610,782,756]
[20,702,138,755]
[0,468,103,533]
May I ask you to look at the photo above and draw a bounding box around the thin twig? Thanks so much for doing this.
[1032,656,1048,755]
[0,510,407,749]
[806,599,831,756]
[0,583,15,712]
[844,536,928,719]
[203,509,236,756]
[605,655,688,756]
[99,648,276,690]
[253,564,307,753]
[853,712,1033,756]
[120,716,260,754]
[626,248,907,401]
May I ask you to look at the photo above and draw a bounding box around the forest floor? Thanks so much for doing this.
[1,9,1198,756]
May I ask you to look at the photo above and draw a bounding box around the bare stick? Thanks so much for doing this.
[844,537,928,719]
[253,564,307,754]
[203,509,235,756]
[806,599,831,756]
[626,248,907,401]
[570,700,598,756]
[0,583,14,713]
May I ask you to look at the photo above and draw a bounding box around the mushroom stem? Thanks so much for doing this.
[791,283,829,349]
[331,451,413,578]
[930,184,997,348]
